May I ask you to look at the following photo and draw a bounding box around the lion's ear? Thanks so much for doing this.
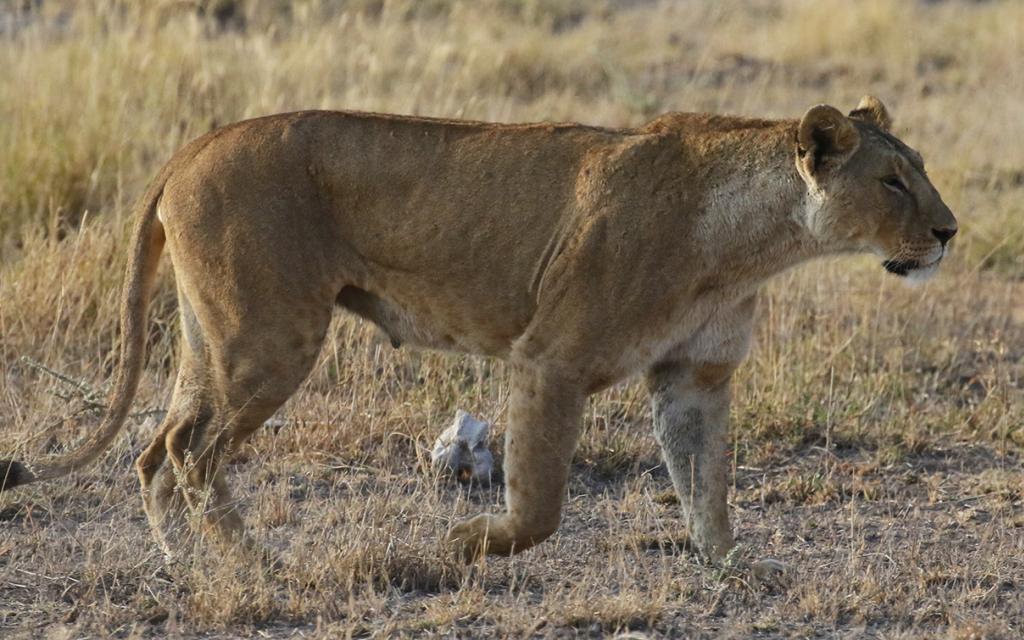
[796,104,860,176]
[848,95,892,131]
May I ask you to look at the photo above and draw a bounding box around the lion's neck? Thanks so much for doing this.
[694,127,825,290]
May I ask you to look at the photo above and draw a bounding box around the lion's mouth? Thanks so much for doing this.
[882,258,919,276]
[882,256,942,277]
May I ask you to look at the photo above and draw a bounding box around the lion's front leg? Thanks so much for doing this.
[646,359,737,563]
[447,363,584,561]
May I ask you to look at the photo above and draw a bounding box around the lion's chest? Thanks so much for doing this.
[605,288,757,388]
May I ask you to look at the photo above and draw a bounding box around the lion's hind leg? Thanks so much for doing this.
[172,307,331,548]
[140,284,333,557]
[136,348,212,557]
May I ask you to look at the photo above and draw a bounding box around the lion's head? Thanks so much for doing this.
[794,96,957,282]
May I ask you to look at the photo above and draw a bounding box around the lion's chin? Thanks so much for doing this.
[906,260,941,284]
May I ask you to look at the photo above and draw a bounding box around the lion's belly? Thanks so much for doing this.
[337,278,527,358]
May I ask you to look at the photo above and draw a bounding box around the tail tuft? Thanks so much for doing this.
[0,460,33,492]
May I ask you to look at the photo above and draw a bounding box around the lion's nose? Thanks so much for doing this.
[932,226,957,245]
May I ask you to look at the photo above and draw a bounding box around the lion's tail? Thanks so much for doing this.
[1,168,169,492]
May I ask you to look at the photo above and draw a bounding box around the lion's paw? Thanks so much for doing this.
[446,514,494,564]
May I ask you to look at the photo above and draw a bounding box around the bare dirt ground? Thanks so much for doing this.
[1,1,1022,638]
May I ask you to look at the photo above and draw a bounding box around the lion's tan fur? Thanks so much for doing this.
[0,97,956,565]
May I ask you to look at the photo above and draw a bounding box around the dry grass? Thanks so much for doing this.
[1,0,1023,637]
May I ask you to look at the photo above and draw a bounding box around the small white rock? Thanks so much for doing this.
[430,410,494,484]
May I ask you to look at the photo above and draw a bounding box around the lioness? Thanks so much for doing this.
[1,97,956,568]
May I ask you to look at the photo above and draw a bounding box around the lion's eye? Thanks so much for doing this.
[882,175,908,194]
